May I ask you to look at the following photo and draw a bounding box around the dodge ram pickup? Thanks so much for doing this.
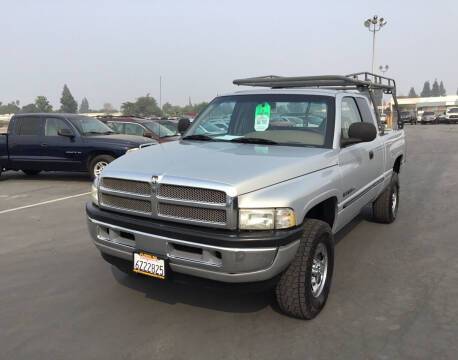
[0,113,155,179]
[87,73,406,319]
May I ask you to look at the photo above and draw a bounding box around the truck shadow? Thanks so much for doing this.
[111,266,275,313]
[110,206,373,315]
[0,171,90,182]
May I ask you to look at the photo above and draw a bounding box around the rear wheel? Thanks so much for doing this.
[373,173,399,223]
[276,219,334,319]
[22,170,41,176]
[89,154,114,179]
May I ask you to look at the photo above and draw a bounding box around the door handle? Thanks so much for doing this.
[40,143,48,147]
[369,150,374,160]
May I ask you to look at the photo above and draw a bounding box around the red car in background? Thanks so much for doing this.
[97,116,180,143]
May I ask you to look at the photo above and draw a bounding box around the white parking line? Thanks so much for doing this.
[0,192,91,215]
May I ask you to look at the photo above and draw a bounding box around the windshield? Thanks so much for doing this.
[185,94,335,147]
[423,112,435,116]
[144,121,178,137]
[69,116,115,135]
[449,108,458,113]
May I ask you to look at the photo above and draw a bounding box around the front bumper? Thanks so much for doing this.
[86,203,301,283]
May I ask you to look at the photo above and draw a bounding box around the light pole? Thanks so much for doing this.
[379,65,389,76]
[364,15,387,74]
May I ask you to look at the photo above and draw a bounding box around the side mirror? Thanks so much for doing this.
[143,132,154,138]
[348,122,377,142]
[58,128,75,138]
[177,118,190,134]
[341,122,377,147]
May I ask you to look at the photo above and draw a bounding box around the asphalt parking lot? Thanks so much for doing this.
[1,125,457,360]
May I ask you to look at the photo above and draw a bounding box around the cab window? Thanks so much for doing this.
[44,118,73,136]
[107,121,124,133]
[125,123,144,136]
[341,97,362,139]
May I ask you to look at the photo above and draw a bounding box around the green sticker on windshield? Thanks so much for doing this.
[254,102,271,131]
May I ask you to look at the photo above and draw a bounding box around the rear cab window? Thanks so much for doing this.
[13,116,42,136]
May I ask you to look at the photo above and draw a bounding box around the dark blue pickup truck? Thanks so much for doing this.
[0,113,156,179]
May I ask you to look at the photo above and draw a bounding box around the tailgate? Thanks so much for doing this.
[0,134,8,168]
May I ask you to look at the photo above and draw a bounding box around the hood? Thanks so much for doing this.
[102,140,338,195]
[83,134,155,147]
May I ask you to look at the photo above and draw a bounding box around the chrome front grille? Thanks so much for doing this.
[158,184,226,204]
[158,203,226,224]
[101,178,151,195]
[100,193,152,214]
[98,176,234,228]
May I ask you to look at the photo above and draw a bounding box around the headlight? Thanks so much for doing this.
[239,208,296,230]
[91,179,99,206]
[126,147,139,153]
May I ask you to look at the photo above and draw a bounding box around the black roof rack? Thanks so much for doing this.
[233,72,396,93]
[233,72,403,133]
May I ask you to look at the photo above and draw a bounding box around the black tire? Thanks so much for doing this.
[372,173,399,223]
[89,154,115,179]
[276,219,334,320]
[22,170,41,176]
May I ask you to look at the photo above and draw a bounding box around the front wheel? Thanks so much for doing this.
[276,219,334,319]
[373,173,399,223]
[89,154,115,179]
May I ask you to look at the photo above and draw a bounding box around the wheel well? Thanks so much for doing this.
[393,155,403,173]
[87,151,116,169]
[304,197,337,228]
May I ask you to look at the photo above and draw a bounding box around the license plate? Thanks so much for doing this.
[133,252,166,279]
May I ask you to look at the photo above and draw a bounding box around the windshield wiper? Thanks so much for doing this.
[182,134,214,141]
[230,137,278,145]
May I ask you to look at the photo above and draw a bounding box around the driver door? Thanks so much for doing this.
[41,117,85,171]
[336,97,383,230]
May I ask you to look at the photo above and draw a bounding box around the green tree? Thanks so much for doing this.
[408,87,418,98]
[431,79,440,97]
[0,101,20,114]
[120,101,136,116]
[162,102,173,115]
[420,81,431,97]
[20,103,39,113]
[35,96,53,112]
[121,95,162,117]
[439,81,446,96]
[60,84,78,113]
[79,97,89,113]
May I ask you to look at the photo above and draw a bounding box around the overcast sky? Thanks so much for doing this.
[1,0,457,110]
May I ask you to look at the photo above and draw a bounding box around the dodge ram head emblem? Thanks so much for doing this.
[151,176,158,184]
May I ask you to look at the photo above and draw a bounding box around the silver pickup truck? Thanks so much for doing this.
[86,73,405,319]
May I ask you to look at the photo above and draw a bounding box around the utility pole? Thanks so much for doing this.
[364,15,387,74]
[159,76,162,110]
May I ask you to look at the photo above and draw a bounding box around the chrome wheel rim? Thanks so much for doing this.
[94,161,108,177]
[311,243,328,298]
[391,188,398,217]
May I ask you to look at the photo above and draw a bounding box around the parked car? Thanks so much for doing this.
[0,113,155,179]
[98,116,180,143]
[87,72,406,319]
[400,111,417,125]
[421,111,438,124]
[445,107,458,124]
[437,112,447,124]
